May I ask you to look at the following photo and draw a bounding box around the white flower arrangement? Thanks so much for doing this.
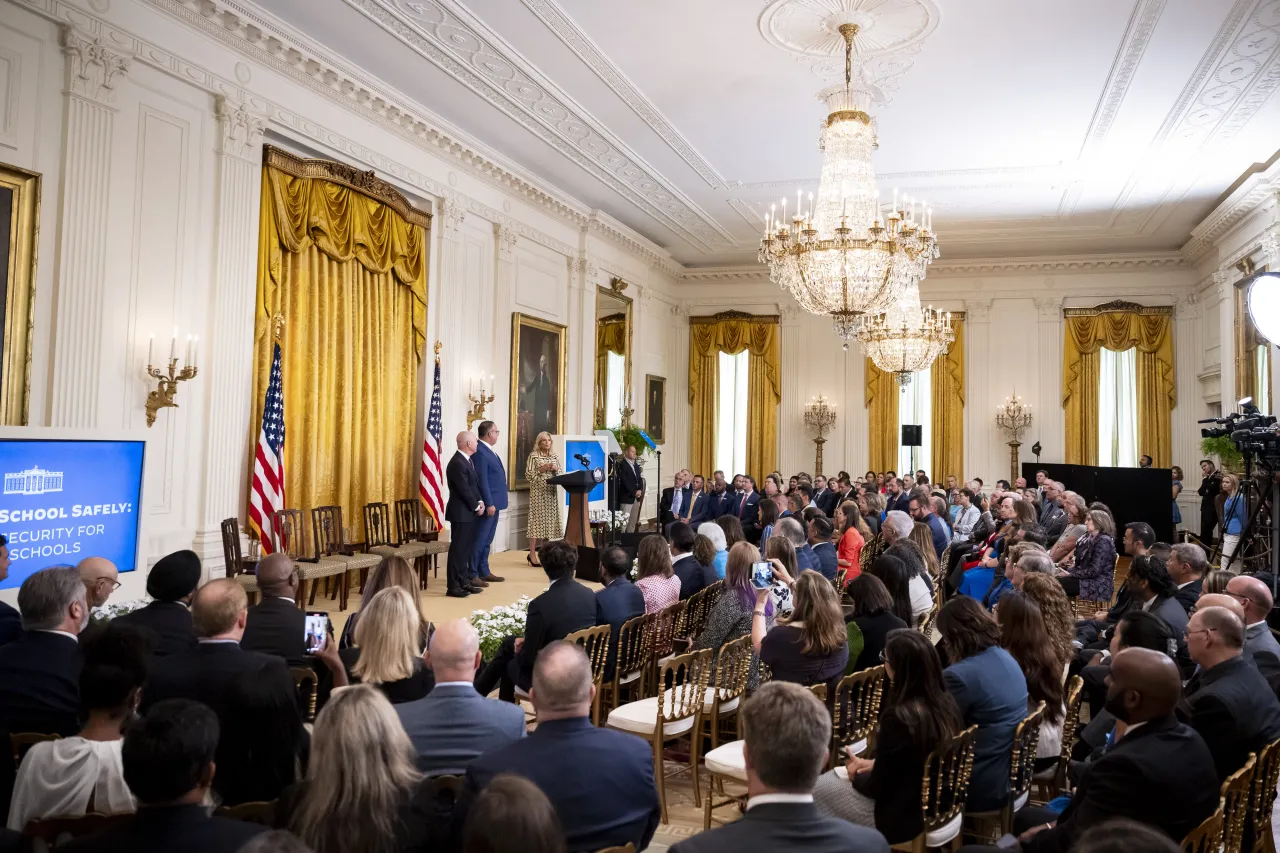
[630,557,639,580]
[470,595,532,660]
[93,598,150,621]
[589,509,631,528]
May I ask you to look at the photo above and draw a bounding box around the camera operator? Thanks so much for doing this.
[1197,459,1223,547]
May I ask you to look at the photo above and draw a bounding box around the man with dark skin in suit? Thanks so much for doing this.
[256,553,297,600]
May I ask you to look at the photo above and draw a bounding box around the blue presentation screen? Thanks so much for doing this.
[0,439,145,590]
[564,439,606,504]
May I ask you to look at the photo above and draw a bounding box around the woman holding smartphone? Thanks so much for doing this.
[752,568,848,689]
[693,541,774,691]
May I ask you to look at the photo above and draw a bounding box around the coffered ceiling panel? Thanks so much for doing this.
[253,0,1280,267]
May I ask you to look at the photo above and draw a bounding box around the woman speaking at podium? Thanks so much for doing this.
[525,431,562,567]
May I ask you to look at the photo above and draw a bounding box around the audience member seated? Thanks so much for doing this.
[955,495,1018,597]
[670,522,716,599]
[1202,570,1231,597]
[343,587,436,704]
[754,569,848,689]
[697,522,730,579]
[634,534,681,614]
[907,523,943,582]
[844,575,908,672]
[396,619,525,776]
[716,514,746,551]
[1014,648,1218,853]
[758,497,779,545]
[594,546,646,682]
[936,597,1028,813]
[1166,543,1207,613]
[474,540,599,702]
[280,685,433,853]
[1226,575,1280,666]
[814,630,962,844]
[463,774,566,853]
[7,623,149,830]
[1181,605,1280,780]
[951,489,980,547]
[860,493,884,539]
[882,537,934,610]
[112,549,200,658]
[1037,481,1069,542]
[339,556,431,651]
[865,554,920,628]
[672,681,890,853]
[0,566,88,736]
[1057,510,1117,602]
[996,593,1066,769]
[462,642,661,852]
[777,517,817,575]
[214,659,308,806]
[1123,555,1188,637]
[695,542,774,691]
[60,699,265,853]
[1020,574,1077,672]
[809,517,839,581]
[908,489,947,559]
[835,501,868,579]
[764,535,801,617]
[1071,819,1180,853]
[1121,521,1155,561]
[1048,497,1088,566]
[241,553,306,666]
[0,535,19,647]
[77,557,120,640]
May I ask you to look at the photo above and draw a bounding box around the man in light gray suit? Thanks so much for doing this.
[1227,575,1280,667]
[395,618,525,775]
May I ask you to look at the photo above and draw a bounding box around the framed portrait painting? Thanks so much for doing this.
[645,374,666,444]
[0,163,38,425]
[509,313,568,490]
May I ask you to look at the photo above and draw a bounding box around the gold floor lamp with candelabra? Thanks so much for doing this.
[995,391,1033,485]
[804,394,838,478]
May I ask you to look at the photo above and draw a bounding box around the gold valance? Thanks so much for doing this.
[597,315,628,355]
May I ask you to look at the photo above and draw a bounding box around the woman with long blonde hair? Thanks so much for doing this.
[340,555,430,650]
[346,587,434,704]
[524,431,562,566]
[284,685,427,853]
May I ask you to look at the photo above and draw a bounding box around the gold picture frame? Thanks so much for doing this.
[645,374,666,444]
[0,163,39,425]
[509,312,568,490]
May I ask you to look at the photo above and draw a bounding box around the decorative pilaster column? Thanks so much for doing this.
[1034,293,1064,461]
[570,253,599,432]
[779,303,804,475]
[964,297,994,486]
[433,194,467,438]
[50,28,130,427]
[1263,229,1280,409]
[489,222,518,552]
[1214,269,1237,415]
[1172,292,1201,518]
[194,96,266,573]
[671,301,692,472]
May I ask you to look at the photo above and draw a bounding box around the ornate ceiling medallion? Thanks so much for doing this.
[758,0,940,60]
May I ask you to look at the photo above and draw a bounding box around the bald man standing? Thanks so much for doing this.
[1018,648,1218,853]
[241,553,307,666]
[445,431,486,598]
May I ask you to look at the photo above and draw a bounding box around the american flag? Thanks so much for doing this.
[248,342,286,554]
[419,356,444,528]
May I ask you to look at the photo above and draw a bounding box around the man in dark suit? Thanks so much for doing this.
[706,470,732,519]
[240,553,306,666]
[60,699,264,853]
[1037,481,1068,542]
[733,475,762,543]
[474,540,600,702]
[777,517,816,573]
[660,470,694,528]
[471,420,508,586]
[673,682,889,853]
[884,478,910,514]
[687,474,713,526]
[1168,542,1207,614]
[595,546,646,681]
[812,475,838,517]
[0,536,20,646]
[1197,460,1223,546]
[1182,606,1280,780]
[0,566,87,736]
[670,522,715,599]
[1017,648,1219,853]
[809,517,839,582]
[462,641,661,852]
[616,444,646,533]
[445,430,486,598]
[396,618,525,775]
[114,549,200,658]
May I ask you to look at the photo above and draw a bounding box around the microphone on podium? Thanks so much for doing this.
[573,453,593,468]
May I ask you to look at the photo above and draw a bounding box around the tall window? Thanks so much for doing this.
[716,350,749,477]
[1098,347,1138,467]
[897,371,932,477]
[604,351,626,429]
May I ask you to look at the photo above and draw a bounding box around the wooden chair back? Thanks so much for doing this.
[271,509,310,561]
[11,732,59,769]
[809,683,828,704]
[657,648,713,724]
[22,812,133,843]
[364,502,396,548]
[1221,752,1256,853]
[1249,737,1280,850]
[834,567,848,594]
[711,634,752,706]
[831,666,886,758]
[312,506,350,557]
[685,581,723,639]
[290,666,319,723]
[1182,798,1225,853]
[214,800,277,826]
[395,498,433,540]
[1069,598,1109,620]
[221,518,247,576]
[918,594,941,635]
[920,725,978,838]
[651,600,685,662]
[565,624,612,687]
[1009,702,1046,807]
[614,612,654,691]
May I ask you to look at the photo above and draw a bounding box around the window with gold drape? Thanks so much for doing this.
[594,315,627,428]
[688,313,780,484]
[865,359,899,474]
[1062,303,1174,468]
[1236,280,1272,414]
[250,148,429,543]
[930,315,965,483]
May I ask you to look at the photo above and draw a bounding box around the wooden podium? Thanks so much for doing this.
[549,469,602,582]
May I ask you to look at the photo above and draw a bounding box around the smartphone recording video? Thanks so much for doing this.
[750,561,773,590]
[304,611,329,654]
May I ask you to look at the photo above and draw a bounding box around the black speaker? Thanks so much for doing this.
[901,424,922,447]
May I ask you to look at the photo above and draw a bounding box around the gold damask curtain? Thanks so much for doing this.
[931,316,965,484]
[594,315,627,428]
[865,358,900,475]
[688,314,780,484]
[1063,305,1174,468]
[250,149,429,542]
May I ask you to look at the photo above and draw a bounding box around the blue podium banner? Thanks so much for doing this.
[0,439,146,590]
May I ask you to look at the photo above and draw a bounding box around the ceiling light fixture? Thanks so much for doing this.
[854,285,953,385]
[758,22,939,341]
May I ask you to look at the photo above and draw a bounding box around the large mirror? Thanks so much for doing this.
[594,279,632,429]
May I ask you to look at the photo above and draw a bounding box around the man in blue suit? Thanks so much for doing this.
[733,475,762,543]
[459,641,661,852]
[687,475,713,526]
[471,421,507,585]
[595,547,645,681]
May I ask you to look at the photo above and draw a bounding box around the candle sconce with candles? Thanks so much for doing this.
[466,373,495,431]
[803,394,838,477]
[145,328,199,427]
[995,391,1033,485]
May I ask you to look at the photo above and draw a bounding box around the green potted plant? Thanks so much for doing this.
[1200,434,1243,474]
[610,424,652,457]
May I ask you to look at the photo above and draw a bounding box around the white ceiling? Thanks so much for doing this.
[253,0,1280,266]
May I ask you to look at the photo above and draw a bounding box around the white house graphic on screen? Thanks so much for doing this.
[4,467,65,496]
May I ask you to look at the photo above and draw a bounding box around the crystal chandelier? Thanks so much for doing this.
[855,285,953,385]
[758,23,939,337]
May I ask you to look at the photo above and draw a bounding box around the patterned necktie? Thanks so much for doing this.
[673,488,682,517]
